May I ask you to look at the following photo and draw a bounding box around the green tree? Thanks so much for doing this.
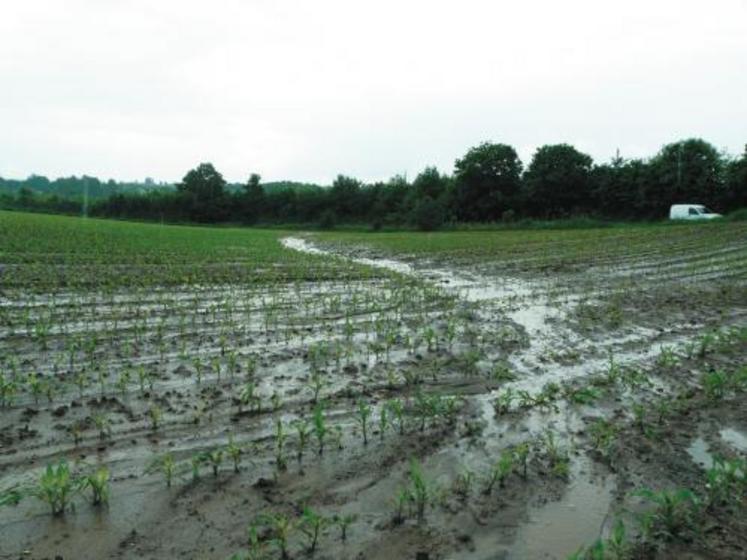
[177,163,228,222]
[721,145,747,213]
[242,173,264,224]
[591,156,649,219]
[522,144,593,217]
[412,196,446,231]
[644,138,726,217]
[413,166,449,201]
[329,175,362,219]
[454,142,522,221]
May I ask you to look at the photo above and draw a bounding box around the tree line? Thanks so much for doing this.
[3,138,746,229]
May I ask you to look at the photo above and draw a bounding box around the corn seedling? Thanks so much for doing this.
[0,372,18,407]
[259,513,295,560]
[513,442,530,478]
[493,388,515,415]
[300,507,328,553]
[275,419,288,472]
[453,468,476,498]
[189,453,205,481]
[293,418,311,463]
[226,436,242,472]
[393,487,412,524]
[409,458,432,522]
[540,430,570,478]
[84,466,110,505]
[355,398,371,445]
[238,382,259,414]
[491,363,517,382]
[332,513,357,542]
[387,398,406,435]
[308,372,326,403]
[30,460,84,516]
[656,346,679,369]
[145,453,175,487]
[313,403,327,455]
[93,412,111,440]
[484,451,514,494]
[702,370,728,401]
[70,419,85,446]
[0,485,22,507]
[705,456,746,508]
[633,487,700,541]
[569,520,628,560]
[206,449,224,477]
[148,404,163,431]
[378,405,388,440]
[589,418,618,461]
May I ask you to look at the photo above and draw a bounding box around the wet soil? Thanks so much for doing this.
[0,235,745,560]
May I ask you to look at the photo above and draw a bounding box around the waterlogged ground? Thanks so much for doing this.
[1,217,746,560]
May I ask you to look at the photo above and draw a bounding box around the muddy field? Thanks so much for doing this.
[1,220,746,560]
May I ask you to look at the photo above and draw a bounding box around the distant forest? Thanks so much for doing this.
[2,138,746,229]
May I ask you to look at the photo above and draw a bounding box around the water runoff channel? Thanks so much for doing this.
[282,236,617,559]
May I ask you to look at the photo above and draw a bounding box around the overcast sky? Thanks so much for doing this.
[1,0,745,184]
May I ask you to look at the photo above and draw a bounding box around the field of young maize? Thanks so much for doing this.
[1,211,746,560]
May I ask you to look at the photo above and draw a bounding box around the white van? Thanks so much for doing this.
[669,204,722,220]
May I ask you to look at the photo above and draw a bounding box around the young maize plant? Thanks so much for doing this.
[633,487,701,542]
[313,403,327,455]
[145,453,175,487]
[331,513,358,542]
[148,404,163,431]
[540,430,570,478]
[331,425,345,451]
[0,485,23,507]
[226,436,242,473]
[70,419,85,446]
[569,519,629,560]
[705,456,747,508]
[484,452,514,494]
[453,468,476,498]
[206,449,224,477]
[30,460,84,516]
[292,419,312,463]
[512,442,530,478]
[355,399,372,445]
[387,399,406,435]
[259,513,295,560]
[191,454,204,481]
[275,419,288,472]
[493,388,515,415]
[136,365,149,395]
[0,371,18,408]
[393,487,412,525]
[243,521,267,560]
[589,418,619,462]
[27,372,44,404]
[378,405,389,440]
[93,412,112,440]
[300,507,328,553]
[84,466,110,506]
[409,458,432,522]
[308,372,327,404]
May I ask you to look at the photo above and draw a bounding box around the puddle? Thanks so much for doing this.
[281,237,415,275]
[687,437,715,469]
[282,236,558,338]
[509,458,614,560]
[720,428,747,454]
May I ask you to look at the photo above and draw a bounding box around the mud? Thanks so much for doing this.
[0,234,745,560]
